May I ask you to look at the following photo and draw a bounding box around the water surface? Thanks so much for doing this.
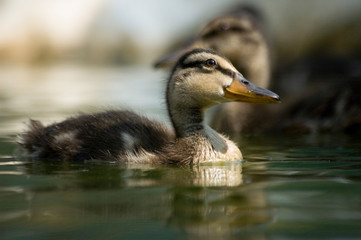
[1,65,361,240]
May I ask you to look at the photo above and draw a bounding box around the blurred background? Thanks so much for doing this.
[0,0,361,135]
[1,0,360,65]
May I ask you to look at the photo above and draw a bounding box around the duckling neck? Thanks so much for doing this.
[169,106,205,138]
[170,106,231,152]
[168,105,241,162]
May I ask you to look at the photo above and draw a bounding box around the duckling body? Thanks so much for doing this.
[21,111,241,164]
[155,8,273,136]
[19,49,279,164]
[20,111,174,161]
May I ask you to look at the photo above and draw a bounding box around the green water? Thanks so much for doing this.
[1,66,361,239]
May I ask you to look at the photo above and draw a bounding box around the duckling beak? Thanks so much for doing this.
[224,74,280,103]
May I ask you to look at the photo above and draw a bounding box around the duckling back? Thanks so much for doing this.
[19,110,174,161]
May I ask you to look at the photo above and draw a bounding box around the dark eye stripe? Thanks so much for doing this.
[202,26,249,39]
[181,61,204,69]
[216,65,234,78]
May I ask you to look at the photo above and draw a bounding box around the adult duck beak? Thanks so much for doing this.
[224,74,280,103]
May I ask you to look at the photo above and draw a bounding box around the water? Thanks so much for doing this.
[1,65,361,240]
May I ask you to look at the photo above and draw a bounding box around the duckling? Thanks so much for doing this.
[154,7,273,135]
[18,49,280,164]
[155,7,270,87]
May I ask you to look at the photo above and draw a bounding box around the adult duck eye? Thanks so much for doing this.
[205,58,217,67]
[219,23,230,31]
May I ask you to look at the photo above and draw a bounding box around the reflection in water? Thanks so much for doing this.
[1,134,361,239]
[168,184,272,239]
[2,159,271,239]
[191,163,243,187]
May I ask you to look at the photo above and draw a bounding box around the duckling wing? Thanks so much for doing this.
[18,110,174,161]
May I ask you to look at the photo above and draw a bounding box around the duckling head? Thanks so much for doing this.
[166,49,279,136]
[167,48,278,110]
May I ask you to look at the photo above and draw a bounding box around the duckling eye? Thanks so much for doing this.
[205,58,217,67]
